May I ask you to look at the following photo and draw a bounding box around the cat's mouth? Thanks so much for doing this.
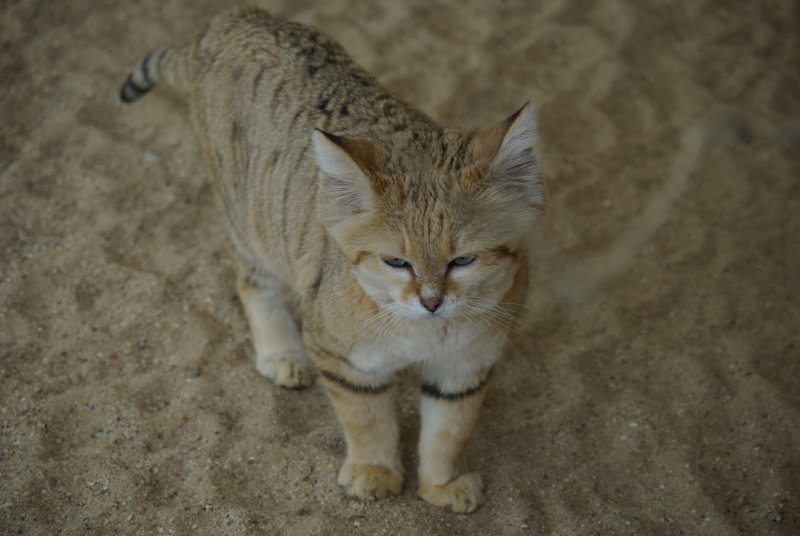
[399,301,455,321]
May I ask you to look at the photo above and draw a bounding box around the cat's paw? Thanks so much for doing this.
[255,352,312,389]
[418,473,484,514]
[337,463,403,501]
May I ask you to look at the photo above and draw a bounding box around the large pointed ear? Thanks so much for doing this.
[312,130,382,227]
[475,103,545,212]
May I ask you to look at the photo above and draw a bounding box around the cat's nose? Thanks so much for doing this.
[420,296,442,313]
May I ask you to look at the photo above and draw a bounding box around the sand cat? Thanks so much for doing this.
[120,8,544,513]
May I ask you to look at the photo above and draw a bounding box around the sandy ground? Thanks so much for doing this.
[2,0,799,534]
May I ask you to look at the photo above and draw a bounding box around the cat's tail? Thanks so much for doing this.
[119,43,198,103]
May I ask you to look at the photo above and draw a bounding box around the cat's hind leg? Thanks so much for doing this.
[237,275,312,389]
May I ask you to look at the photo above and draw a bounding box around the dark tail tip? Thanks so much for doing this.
[120,74,151,103]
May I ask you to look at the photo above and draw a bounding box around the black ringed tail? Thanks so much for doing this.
[120,48,167,103]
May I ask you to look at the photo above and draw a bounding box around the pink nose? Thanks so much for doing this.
[420,297,442,313]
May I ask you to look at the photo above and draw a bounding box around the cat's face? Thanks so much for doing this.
[345,219,523,321]
[313,104,543,321]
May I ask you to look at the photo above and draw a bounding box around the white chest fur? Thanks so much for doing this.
[348,320,506,380]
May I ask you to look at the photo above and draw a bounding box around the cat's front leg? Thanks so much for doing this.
[417,365,492,513]
[237,276,312,389]
[316,358,402,500]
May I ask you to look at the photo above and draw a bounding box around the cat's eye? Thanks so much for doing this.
[383,257,411,269]
[450,255,476,267]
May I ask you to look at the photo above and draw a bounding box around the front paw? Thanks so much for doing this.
[255,352,312,389]
[418,473,484,513]
[337,463,403,501]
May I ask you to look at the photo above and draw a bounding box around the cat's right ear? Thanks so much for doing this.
[312,130,380,226]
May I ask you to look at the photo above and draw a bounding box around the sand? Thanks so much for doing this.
[1,0,798,534]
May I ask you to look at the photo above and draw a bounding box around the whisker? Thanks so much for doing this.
[340,303,400,349]
[461,304,524,360]
[465,296,528,315]
[462,303,522,352]
[462,299,521,332]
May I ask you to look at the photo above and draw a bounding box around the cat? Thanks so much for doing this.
[120,8,544,513]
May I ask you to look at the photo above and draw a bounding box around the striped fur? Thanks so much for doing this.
[120,8,543,513]
[120,45,197,103]
[421,370,492,401]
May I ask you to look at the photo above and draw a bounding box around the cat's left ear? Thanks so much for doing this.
[476,102,545,212]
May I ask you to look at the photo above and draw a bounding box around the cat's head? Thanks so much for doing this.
[312,103,544,321]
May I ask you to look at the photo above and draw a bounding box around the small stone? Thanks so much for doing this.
[107,351,118,360]
[137,506,146,514]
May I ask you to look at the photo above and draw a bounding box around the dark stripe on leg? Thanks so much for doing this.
[320,370,390,395]
[421,374,491,401]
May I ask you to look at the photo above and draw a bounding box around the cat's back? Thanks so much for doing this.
[198,8,351,72]
[191,10,353,176]
[194,8,436,146]
[189,9,431,293]
[193,8,415,138]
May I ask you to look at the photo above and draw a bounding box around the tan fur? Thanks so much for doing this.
[121,8,544,513]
